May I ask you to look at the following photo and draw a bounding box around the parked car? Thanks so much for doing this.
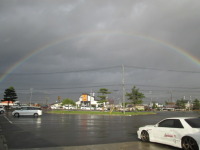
[11,105,21,109]
[0,106,5,114]
[96,107,103,110]
[12,106,42,117]
[50,105,57,109]
[63,105,76,109]
[96,107,108,111]
[40,105,49,109]
[137,117,200,150]
[80,106,94,110]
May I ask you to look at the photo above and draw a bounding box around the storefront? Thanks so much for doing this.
[76,93,98,107]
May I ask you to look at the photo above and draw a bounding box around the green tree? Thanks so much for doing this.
[176,98,186,109]
[97,88,111,104]
[165,101,170,105]
[61,98,75,106]
[3,86,18,102]
[3,86,18,108]
[152,102,157,109]
[193,99,200,110]
[126,86,145,105]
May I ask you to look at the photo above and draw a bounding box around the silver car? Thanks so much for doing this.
[12,106,42,117]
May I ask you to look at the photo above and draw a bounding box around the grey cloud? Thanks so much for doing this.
[1,0,200,104]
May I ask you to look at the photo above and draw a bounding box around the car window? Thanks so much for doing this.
[185,118,200,128]
[173,119,184,128]
[21,107,28,110]
[33,107,41,110]
[21,107,41,110]
[158,119,183,128]
[158,119,173,127]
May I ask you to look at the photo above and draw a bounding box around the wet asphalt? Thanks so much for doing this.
[1,111,200,150]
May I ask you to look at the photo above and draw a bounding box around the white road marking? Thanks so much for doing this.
[4,116,13,124]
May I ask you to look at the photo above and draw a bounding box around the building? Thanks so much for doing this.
[135,105,145,111]
[149,102,164,108]
[0,101,20,106]
[76,93,99,108]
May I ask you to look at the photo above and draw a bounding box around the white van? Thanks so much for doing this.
[12,106,42,117]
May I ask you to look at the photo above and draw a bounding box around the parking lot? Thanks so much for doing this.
[1,111,196,150]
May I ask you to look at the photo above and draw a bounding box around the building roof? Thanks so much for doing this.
[1,101,14,104]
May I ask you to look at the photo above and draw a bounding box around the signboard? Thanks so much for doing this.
[82,94,88,101]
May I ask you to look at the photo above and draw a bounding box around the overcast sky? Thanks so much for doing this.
[1,0,200,104]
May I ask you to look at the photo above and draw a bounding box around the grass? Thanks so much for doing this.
[47,110,156,116]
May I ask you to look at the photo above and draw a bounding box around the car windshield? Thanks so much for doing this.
[185,118,200,128]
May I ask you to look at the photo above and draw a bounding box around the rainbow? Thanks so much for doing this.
[0,31,199,83]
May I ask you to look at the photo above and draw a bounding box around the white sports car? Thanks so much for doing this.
[137,117,200,150]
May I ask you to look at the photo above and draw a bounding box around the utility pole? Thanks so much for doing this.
[122,64,125,114]
[89,90,92,110]
[45,96,49,105]
[189,96,192,111]
[29,88,33,106]
[170,90,172,102]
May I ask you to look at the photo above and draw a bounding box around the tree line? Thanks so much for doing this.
[61,86,145,106]
[1,86,145,106]
[170,98,200,110]
[2,86,200,110]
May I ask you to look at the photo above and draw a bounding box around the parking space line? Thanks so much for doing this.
[4,116,12,124]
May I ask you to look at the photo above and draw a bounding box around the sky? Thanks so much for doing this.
[1,0,200,105]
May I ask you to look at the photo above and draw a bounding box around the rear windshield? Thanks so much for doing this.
[185,118,200,128]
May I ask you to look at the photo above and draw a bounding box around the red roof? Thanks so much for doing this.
[1,101,14,104]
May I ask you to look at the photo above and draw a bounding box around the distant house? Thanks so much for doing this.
[149,102,164,108]
[126,104,145,111]
[163,102,176,111]
[0,101,20,106]
[50,102,62,109]
[184,100,192,110]
[135,105,145,111]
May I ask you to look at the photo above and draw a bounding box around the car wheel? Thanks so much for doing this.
[34,113,38,117]
[0,110,4,114]
[141,130,149,142]
[14,113,19,118]
[182,136,199,150]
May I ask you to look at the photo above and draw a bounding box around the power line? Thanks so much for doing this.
[2,65,200,75]
[129,84,200,90]
[126,65,200,73]
[4,83,199,92]
[2,66,120,75]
